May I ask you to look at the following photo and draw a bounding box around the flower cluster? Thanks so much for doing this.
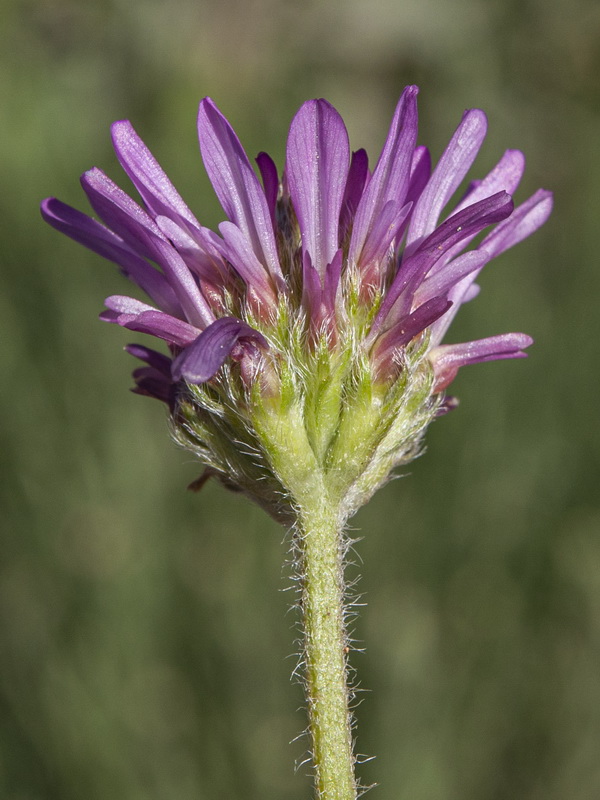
[42,87,552,520]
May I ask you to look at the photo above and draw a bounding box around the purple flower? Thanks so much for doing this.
[41,87,552,403]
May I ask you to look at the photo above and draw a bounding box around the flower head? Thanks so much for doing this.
[42,87,552,521]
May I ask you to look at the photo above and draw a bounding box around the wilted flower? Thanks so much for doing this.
[41,87,552,522]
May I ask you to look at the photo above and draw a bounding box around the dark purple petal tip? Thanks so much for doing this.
[125,344,172,375]
[171,316,268,384]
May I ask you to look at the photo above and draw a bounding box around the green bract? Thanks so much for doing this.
[173,313,438,524]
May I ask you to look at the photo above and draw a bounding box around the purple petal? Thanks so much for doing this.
[148,237,216,329]
[360,200,412,273]
[453,149,526,213]
[373,191,513,335]
[372,297,452,379]
[81,169,214,329]
[102,297,200,346]
[286,99,350,279]
[104,295,156,314]
[423,151,527,271]
[81,168,164,260]
[197,99,284,287]
[405,189,512,279]
[462,283,480,302]
[125,344,172,375]
[255,151,279,228]
[429,282,483,345]
[301,247,343,332]
[480,189,553,258]
[406,108,488,250]
[429,150,527,269]
[41,198,181,315]
[42,196,140,260]
[131,366,173,404]
[349,86,419,265]
[430,333,533,391]
[429,190,552,345]
[217,221,276,301]
[340,149,369,240]
[171,316,268,383]
[121,311,200,345]
[376,296,452,354]
[301,251,322,320]
[405,146,431,206]
[111,120,199,228]
[156,216,228,285]
[323,249,343,316]
[415,251,490,306]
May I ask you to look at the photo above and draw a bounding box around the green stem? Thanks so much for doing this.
[297,492,357,800]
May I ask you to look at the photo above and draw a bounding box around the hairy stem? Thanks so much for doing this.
[297,493,356,800]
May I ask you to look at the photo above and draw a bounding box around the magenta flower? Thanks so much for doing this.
[42,88,553,799]
[41,86,551,405]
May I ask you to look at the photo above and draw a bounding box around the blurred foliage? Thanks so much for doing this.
[1,0,600,797]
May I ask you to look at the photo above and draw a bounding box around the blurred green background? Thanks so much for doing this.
[1,0,599,797]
